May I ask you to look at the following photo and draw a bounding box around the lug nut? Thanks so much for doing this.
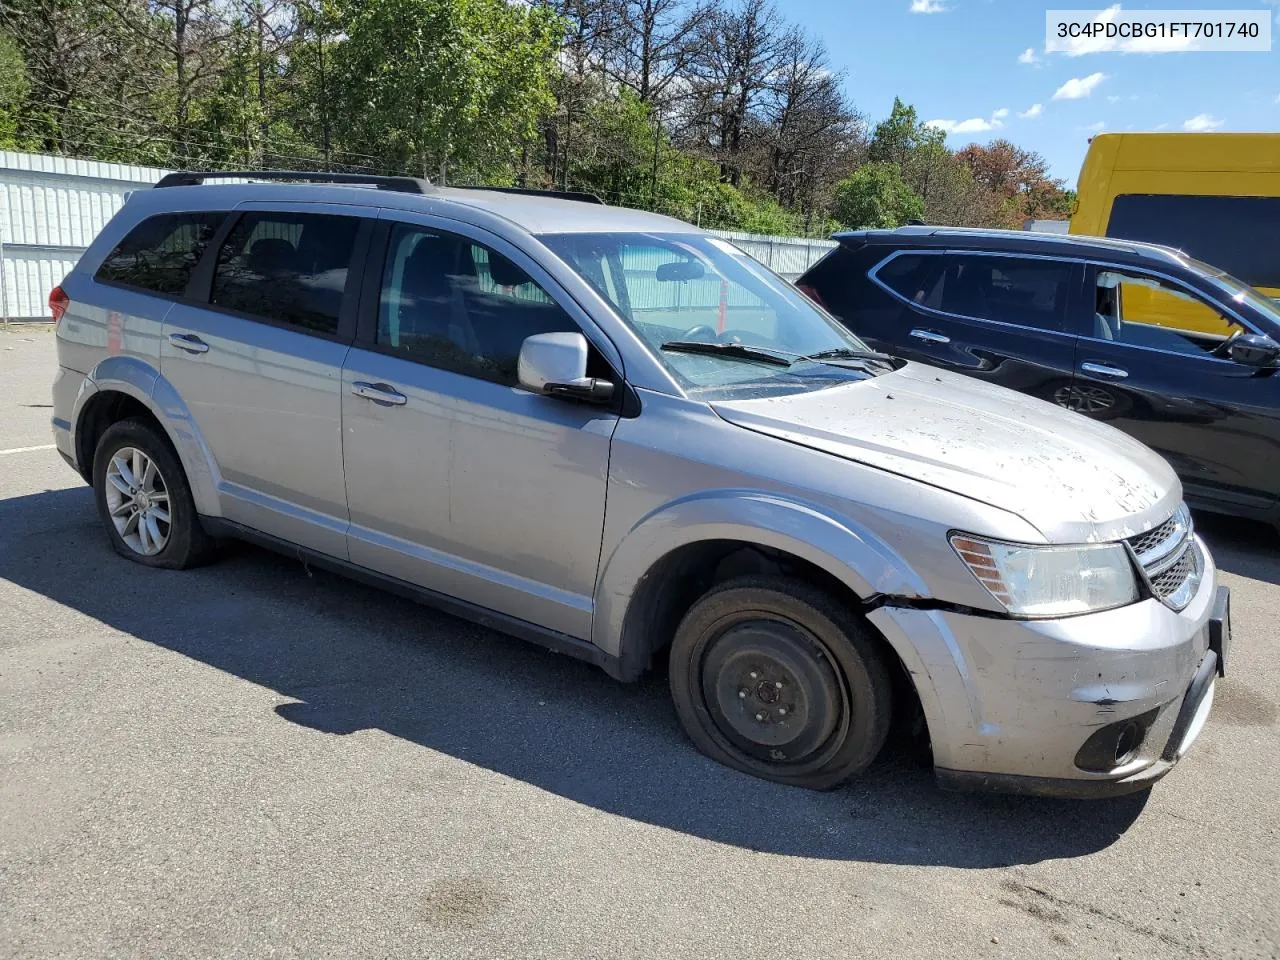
[738,689,747,699]
[778,708,787,716]
[755,713,764,721]
[775,680,783,688]
[749,672,758,679]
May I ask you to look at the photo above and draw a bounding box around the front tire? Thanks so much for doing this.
[668,575,892,789]
[92,418,215,569]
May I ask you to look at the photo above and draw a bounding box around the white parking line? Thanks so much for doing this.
[0,444,57,455]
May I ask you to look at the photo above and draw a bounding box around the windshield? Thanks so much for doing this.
[541,232,883,398]
[1190,259,1280,330]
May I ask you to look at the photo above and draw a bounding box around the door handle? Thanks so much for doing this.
[168,332,209,354]
[909,328,950,345]
[351,381,408,406]
[1080,362,1129,379]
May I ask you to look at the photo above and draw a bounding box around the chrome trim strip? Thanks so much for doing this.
[864,248,1263,354]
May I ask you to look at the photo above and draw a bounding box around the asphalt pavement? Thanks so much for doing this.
[2,326,1277,959]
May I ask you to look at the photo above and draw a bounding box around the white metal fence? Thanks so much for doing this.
[0,150,836,322]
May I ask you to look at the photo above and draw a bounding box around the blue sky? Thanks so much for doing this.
[789,1,1280,185]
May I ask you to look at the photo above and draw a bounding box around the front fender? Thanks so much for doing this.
[76,356,222,516]
[592,490,929,662]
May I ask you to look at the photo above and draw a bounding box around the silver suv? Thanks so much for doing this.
[50,171,1230,797]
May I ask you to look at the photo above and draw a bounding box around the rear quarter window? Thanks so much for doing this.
[95,212,224,295]
[1106,194,1280,289]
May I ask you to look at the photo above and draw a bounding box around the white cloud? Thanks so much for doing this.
[1053,72,1107,100]
[1018,47,1040,65]
[910,0,946,12]
[1080,121,1107,133]
[1183,113,1224,132]
[1275,93,1280,104]
[1106,95,1121,103]
[926,117,995,134]
[1018,103,1043,119]
[925,106,1012,135]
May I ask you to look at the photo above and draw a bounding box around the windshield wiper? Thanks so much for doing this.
[660,340,793,367]
[801,347,897,364]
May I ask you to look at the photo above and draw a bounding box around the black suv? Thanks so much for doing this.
[798,226,1280,525]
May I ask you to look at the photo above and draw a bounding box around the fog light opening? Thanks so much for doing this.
[1114,721,1143,766]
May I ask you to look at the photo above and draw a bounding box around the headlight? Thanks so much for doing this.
[950,534,1138,617]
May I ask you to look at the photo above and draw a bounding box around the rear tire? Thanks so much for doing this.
[92,418,215,569]
[668,575,892,789]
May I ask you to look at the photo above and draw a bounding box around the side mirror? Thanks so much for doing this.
[1228,333,1280,367]
[655,260,705,282]
[517,332,615,402]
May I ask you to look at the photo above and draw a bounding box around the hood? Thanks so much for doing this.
[711,363,1180,544]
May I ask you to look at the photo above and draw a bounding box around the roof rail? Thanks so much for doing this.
[154,170,432,194]
[455,184,603,205]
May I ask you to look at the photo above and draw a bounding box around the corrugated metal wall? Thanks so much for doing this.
[0,151,169,321]
[0,150,835,322]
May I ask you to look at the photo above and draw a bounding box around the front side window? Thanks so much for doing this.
[878,253,1071,331]
[378,224,578,385]
[95,212,223,295]
[1106,194,1280,290]
[1093,269,1243,356]
[211,212,360,335]
[543,232,882,398]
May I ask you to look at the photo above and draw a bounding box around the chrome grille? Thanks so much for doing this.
[1125,504,1200,610]
[1127,515,1179,559]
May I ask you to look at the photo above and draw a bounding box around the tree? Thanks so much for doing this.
[685,0,786,186]
[956,139,1070,226]
[751,27,862,220]
[602,0,706,109]
[0,32,29,147]
[831,161,923,228]
[332,0,563,181]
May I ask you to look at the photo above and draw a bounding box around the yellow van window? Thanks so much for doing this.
[1107,195,1280,290]
[1094,269,1242,354]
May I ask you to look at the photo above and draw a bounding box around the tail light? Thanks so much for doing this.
[49,285,69,324]
[796,283,828,310]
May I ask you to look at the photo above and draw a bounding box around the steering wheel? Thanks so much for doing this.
[680,324,720,342]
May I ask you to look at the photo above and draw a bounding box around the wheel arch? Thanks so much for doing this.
[594,492,930,682]
[74,356,221,515]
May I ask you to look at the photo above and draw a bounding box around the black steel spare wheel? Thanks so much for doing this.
[669,575,892,789]
[703,619,843,763]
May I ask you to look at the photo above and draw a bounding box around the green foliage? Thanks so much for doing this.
[0,32,29,148]
[332,0,563,180]
[831,162,923,229]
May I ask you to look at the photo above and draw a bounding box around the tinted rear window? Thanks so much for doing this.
[95,212,224,295]
[1106,194,1280,289]
[877,253,1072,331]
[211,212,361,335]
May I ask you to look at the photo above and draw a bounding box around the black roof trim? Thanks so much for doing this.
[155,170,432,193]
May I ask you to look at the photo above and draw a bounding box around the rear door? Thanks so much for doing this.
[1072,264,1280,512]
[161,203,372,556]
[854,250,1082,401]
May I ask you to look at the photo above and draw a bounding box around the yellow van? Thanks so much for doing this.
[1071,132,1280,337]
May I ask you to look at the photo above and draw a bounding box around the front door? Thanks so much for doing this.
[1072,265,1280,512]
[340,216,620,639]
[161,204,370,556]
[864,251,1081,402]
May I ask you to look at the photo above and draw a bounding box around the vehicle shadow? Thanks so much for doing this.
[1,486,1150,868]
[1194,511,1280,585]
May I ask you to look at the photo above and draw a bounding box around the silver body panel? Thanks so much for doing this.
[51,180,1221,794]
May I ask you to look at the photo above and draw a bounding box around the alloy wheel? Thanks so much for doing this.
[103,446,172,556]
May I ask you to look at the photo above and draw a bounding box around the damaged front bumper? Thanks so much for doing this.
[868,537,1227,798]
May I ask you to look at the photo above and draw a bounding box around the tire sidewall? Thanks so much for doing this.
[669,577,892,789]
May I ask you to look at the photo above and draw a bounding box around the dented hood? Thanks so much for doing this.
[710,363,1180,543]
